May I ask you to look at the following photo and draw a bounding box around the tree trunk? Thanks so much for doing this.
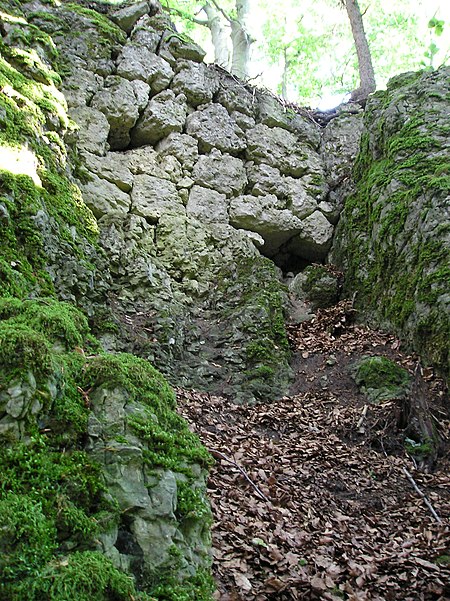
[344,0,376,102]
[281,46,289,99]
[203,3,230,70]
[230,0,253,79]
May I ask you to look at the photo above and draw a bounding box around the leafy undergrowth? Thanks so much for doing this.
[177,303,450,600]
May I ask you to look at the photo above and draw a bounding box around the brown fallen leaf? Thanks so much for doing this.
[233,572,252,592]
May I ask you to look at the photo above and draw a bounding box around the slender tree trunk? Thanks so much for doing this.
[281,46,289,99]
[344,0,376,101]
[203,3,230,69]
[230,0,253,79]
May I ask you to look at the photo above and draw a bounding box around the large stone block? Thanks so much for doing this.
[171,60,220,107]
[130,174,184,221]
[91,76,141,150]
[70,106,110,155]
[186,185,229,223]
[246,124,315,177]
[229,194,302,255]
[80,173,131,218]
[156,132,199,172]
[159,32,206,63]
[111,1,149,34]
[286,210,334,260]
[186,104,246,155]
[82,151,134,192]
[192,150,247,196]
[125,145,183,183]
[62,68,103,108]
[256,91,321,148]
[131,90,187,147]
[117,43,174,93]
[215,73,256,116]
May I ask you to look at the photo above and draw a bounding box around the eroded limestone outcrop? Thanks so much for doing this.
[331,69,450,381]
[1,0,449,598]
[0,4,213,599]
[37,0,347,401]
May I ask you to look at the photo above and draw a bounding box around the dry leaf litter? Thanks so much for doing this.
[177,302,450,601]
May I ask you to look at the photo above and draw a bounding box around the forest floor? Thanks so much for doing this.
[177,302,450,601]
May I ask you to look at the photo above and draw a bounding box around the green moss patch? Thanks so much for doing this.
[0,296,213,599]
[83,353,212,473]
[0,425,126,599]
[215,256,291,401]
[2,548,153,601]
[0,6,100,300]
[0,296,90,346]
[146,565,215,601]
[0,298,95,435]
[64,3,126,44]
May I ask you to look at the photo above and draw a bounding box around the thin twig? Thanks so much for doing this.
[209,0,232,24]
[402,467,442,523]
[209,448,270,502]
[380,440,388,458]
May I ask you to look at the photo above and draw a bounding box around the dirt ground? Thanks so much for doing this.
[177,302,450,601]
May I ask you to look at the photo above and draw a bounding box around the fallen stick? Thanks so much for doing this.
[357,404,368,433]
[402,467,442,524]
[209,448,270,503]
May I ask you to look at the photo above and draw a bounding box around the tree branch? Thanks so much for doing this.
[161,4,208,26]
[209,448,271,502]
[402,467,442,523]
[209,0,232,25]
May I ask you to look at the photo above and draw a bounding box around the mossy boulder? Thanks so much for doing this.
[351,355,411,403]
[0,298,213,599]
[289,264,340,310]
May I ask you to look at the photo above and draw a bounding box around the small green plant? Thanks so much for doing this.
[13,551,142,601]
[145,566,215,601]
[435,555,450,566]
[422,17,445,67]
[176,480,212,523]
[404,437,434,458]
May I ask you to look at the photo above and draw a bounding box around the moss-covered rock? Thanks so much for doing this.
[217,256,292,402]
[351,355,411,403]
[0,297,213,599]
[0,3,214,596]
[0,3,109,310]
[289,264,341,310]
[331,67,450,383]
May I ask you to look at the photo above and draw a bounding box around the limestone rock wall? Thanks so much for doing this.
[26,0,357,402]
[2,0,448,596]
[331,69,450,381]
[0,3,213,599]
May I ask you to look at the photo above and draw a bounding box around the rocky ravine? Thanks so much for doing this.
[0,0,449,599]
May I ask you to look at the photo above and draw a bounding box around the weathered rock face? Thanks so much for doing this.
[48,2,339,274]
[331,69,450,381]
[0,300,212,600]
[31,0,339,402]
[1,0,449,597]
[0,4,213,599]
